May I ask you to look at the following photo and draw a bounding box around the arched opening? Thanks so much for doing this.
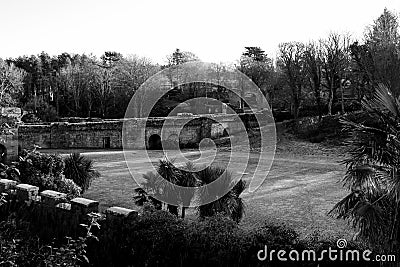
[148,134,162,150]
[0,144,7,164]
[222,128,229,137]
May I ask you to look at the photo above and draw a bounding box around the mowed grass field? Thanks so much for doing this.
[41,146,354,238]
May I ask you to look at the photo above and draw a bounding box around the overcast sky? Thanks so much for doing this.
[0,0,399,64]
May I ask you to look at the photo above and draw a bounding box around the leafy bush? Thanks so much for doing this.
[0,212,100,266]
[64,153,100,193]
[85,211,376,267]
[18,149,65,184]
[56,176,82,199]
[15,149,81,198]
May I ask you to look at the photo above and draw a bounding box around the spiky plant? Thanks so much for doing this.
[63,153,100,193]
[157,159,182,216]
[197,165,246,223]
[330,84,400,253]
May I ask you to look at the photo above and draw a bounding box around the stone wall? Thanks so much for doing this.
[18,116,245,150]
[0,178,138,239]
[17,115,322,151]
[19,121,123,150]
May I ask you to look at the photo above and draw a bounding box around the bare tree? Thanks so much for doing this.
[321,33,351,115]
[278,42,306,122]
[303,42,324,120]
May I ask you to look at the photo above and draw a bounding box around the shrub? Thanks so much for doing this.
[15,149,81,199]
[63,153,100,193]
[56,176,82,199]
[85,211,377,267]
[0,211,100,266]
[18,149,65,185]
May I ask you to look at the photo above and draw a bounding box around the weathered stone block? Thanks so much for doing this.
[105,206,138,225]
[70,197,99,214]
[40,190,67,207]
[16,184,39,201]
[106,206,138,218]
[0,179,17,192]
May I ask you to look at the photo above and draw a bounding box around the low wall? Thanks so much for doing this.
[0,178,138,240]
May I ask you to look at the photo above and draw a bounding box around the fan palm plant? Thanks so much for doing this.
[330,84,400,254]
[197,165,246,223]
[157,159,182,216]
[63,153,100,193]
[133,159,199,218]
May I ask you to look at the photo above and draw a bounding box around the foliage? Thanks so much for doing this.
[0,211,101,266]
[0,162,20,181]
[351,8,400,98]
[239,47,275,97]
[330,84,400,255]
[133,160,198,218]
[24,98,58,122]
[56,176,83,199]
[14,149,81,198]
[166,48,199,66]
[9,52,159,119]
[0,59,25,108]
[133,160,246,221]
[63,152,100,193]
[197,165,247,223]
[85,210,374,267]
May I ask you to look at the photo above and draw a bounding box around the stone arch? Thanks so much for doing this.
[148,134,162,150]
[0,144,7,163]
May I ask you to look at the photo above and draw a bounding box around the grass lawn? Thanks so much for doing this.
[40,140,354,238]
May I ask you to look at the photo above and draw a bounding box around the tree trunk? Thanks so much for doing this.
[340,80,345,114]
[328,86,334,116]
[313,85,322,121]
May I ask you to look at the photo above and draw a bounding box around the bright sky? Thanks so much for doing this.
[0,0,399,64]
